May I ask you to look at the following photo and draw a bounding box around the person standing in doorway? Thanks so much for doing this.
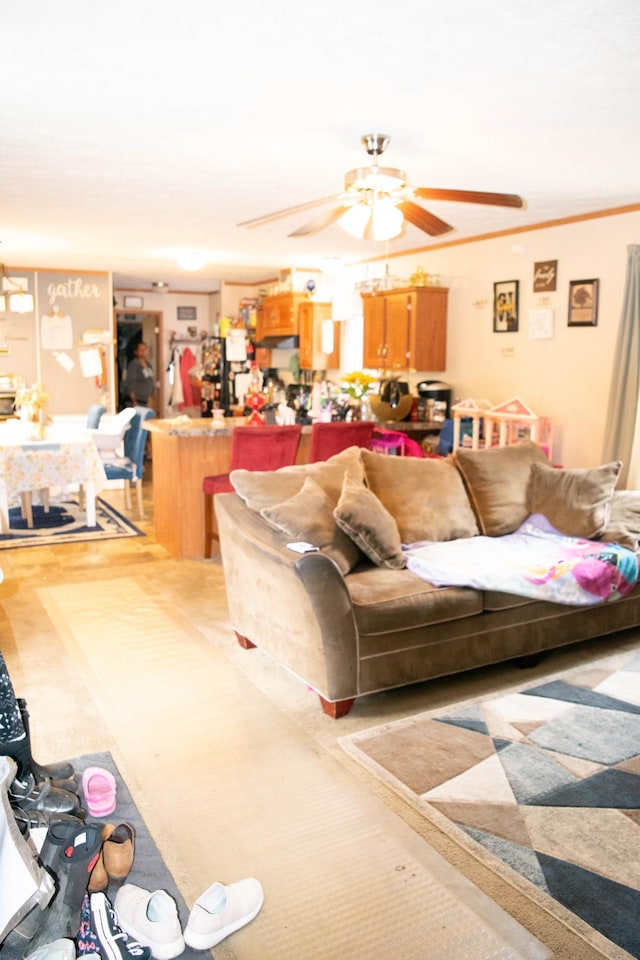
[125,341,155,408]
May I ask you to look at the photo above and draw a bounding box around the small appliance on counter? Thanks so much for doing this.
[416,380,452,422]
[0,373,21,420]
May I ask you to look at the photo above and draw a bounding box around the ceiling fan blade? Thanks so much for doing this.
[414,187,524,208]
[237,195,340,228]
[288,204,354,237]
[397,201,453,236]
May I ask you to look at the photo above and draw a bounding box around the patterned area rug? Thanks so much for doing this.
[340,648,640,960]
[2,751,200,960]
[0,499,143,549]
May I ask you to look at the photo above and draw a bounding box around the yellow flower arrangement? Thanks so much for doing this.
[341,371,378,400]
[15,383,50,438]
[15,383,50,412]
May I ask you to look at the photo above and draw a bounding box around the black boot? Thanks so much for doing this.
[9,772,86,818]
[17,821,103,945]
[11,804,85,838]
[17,698,76,785]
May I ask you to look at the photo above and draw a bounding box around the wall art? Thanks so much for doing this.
[568,279,599,326]
[533,260,557,292]
[493,280,519,332]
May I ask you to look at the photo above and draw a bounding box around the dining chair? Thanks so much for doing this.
[86,404,107,429]
[101,407,155,518]
[89,406,137,457]
[308,420,375,463]
[203,424,302,558]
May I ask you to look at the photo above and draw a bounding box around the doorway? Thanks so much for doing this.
[114,310,163,413]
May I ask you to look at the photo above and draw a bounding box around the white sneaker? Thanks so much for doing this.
[183,878,264,950]
[114,885,185,960]
[25,939,76,960]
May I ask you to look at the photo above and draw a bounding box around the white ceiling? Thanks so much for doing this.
[2,0,639,293]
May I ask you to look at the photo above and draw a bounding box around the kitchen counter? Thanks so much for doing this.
[145,416,442,559]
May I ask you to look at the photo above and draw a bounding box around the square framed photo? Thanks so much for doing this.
[493,280,519,332]
[568,279,599,326]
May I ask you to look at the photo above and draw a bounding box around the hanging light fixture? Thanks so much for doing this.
[338,195,404,241]
[0,266,34,313]
[338,203,371,239]
[369,197,404,241]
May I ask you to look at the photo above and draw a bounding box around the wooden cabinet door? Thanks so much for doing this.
[382,292,411,369]
[257,294,299,338]
[410,288,448,371]
[362,295,386,368]
[298,302,338,370]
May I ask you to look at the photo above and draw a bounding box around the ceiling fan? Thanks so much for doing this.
[237,134,524,242]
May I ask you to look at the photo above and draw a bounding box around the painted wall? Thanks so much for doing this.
[0,269,113,415]
[333,210,640,470]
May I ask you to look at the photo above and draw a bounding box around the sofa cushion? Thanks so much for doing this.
[527,460,622,538]
[231,445,365,511]
[453,441,550,536]
[599,490,640,551]
[334,474,406,569]
[361,449,478,544]
[345,565,483,636]
[259,476,363,575]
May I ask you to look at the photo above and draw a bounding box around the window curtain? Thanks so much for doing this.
[602,244,640,489]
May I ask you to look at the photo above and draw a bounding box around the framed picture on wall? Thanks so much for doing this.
[493,280,519,332]
[568,279,599,326]
[123,295,143,309]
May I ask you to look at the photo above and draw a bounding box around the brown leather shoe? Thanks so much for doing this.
[88,822,116,892]
[102,822,135,882]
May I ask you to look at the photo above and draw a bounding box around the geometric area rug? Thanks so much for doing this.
[340,648,640,960]
[0,498,144,549]
[1,751,201,960]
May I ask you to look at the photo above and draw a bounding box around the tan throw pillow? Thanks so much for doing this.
[334,474,406,569]
[260,476,362,575]
[600,491,640,551]
[361,449,478,544]
[231,446,364,512]
[454,441,550,536]
[527,460,622,539]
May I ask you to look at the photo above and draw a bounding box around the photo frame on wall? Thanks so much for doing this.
[493,280,519,332]
[568,279,599,326]
[533,260,557,292]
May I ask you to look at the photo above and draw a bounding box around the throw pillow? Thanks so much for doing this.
[527,460,622,539]
[231,446,365,512]
[361,449,478,544]
[334,474,406,569]
[600,491,640,551]
[453,441,550,536]
[260,476,362,575]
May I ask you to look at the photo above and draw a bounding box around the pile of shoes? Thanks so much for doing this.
[1,657,265,959]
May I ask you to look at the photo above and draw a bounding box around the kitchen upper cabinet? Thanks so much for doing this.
[298,301,339,370]
[361,286,448,372]
[256,293,303,338]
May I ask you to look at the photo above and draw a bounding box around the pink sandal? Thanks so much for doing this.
[82,766,117,817]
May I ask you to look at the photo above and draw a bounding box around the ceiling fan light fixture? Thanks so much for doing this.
[345,166,406,195]
[338,203,371,239]
[370,198,404,241]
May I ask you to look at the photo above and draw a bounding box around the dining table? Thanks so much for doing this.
[0,421,108,531]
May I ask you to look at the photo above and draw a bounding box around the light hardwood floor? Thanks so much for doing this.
[1,476,631,960]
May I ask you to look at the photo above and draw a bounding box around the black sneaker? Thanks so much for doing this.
[77,892,151,960]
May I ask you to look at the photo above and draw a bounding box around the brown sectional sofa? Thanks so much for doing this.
[215,442,640,717]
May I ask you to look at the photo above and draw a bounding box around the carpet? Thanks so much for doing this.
[1,751,201,960]
[0,499,144,549]
[340,648,640,960]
